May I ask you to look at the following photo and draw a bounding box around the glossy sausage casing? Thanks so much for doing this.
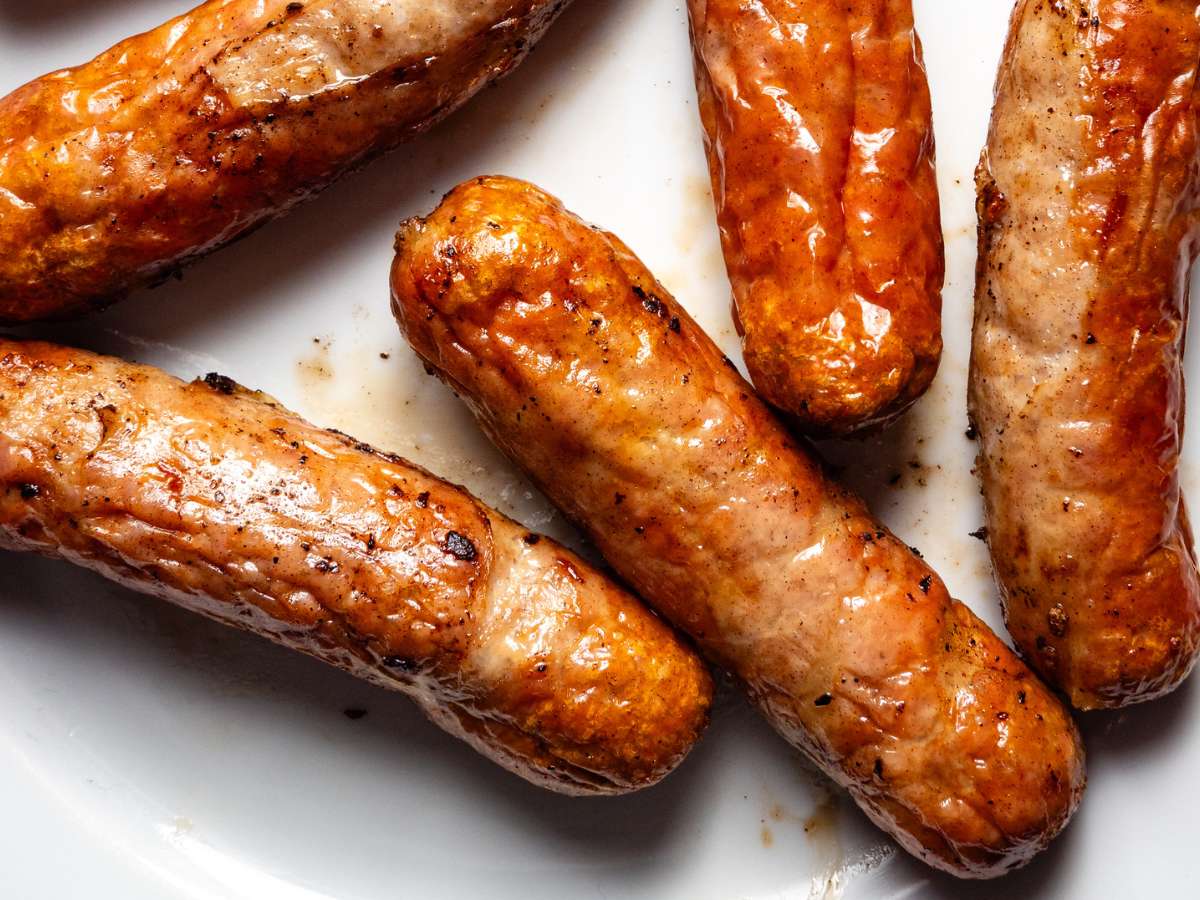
[0,340,711,794]
[971,0,1200,709]
[687,0,944,434]
[391,177,1085,878]
[0,0,569,321]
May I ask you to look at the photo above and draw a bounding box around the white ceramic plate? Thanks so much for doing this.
[1,2,1197,897]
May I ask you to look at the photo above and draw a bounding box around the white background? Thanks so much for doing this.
[0,1,1197,897]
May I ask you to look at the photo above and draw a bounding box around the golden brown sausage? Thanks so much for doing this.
[0,0,570,321]
[970,0,1200,709]
[391,176,1084,877]
[687,0,944,435]
[0,339,711,794]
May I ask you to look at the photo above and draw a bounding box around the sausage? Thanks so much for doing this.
[970,0,1200,709]
[390,176,1085,878]
[0,340,711,795]
[686,0,944,435]
[0,0,570,321]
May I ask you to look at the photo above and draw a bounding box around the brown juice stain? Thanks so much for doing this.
[523,94,555,128]
[759,783,842,856]
[657,174,730,340]
[760,825,774,848]
[803,791,839,842]
[296,356,333,383]
[762,768,848,895]
[297,338,334,385]
[767,801,791,824]
[675,175,727,289]
[945,223,975,243]
[675,174,717,254]
[290,332,573,546]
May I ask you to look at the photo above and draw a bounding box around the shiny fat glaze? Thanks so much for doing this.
[0,340,711,795]
[687,0,944,435]
[391,177,1085,878]
[0,0,569,321]
[971,0,1200,709]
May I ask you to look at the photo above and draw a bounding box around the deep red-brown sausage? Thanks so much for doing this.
[970,0,1200,709]
[0,0,570,321]
[687,0,944,434]
[391,176,1084,878]
[0,340,711,794]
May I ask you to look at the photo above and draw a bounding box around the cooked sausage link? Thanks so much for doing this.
[391,176,1084,878]
[0,340,711,795]
[0,0,570,321]
[687,0,944,435]
[970,0,1200,709]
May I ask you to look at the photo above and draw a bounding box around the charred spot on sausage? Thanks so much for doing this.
[444,531,478,561]
[1048,604,1069,637]
[203,373,237,395]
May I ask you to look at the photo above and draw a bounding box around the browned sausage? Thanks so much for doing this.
[970,0,1200,709]
[0,0,569,321]
[0,339,711,795]
[687,0,944,435]
[390,176,1085,878]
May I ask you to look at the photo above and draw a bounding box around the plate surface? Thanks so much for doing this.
[1,2,1197,897]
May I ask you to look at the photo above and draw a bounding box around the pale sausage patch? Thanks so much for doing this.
[208,0,518,107]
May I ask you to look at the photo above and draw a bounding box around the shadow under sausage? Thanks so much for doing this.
[879,815,1081,900]
[0,549,712,871]
[0,0,131,24]
[811,412,927,515]
[1078,674,1197,757]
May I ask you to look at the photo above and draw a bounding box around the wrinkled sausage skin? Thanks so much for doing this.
[0,0,570,321]
[0,340,711,795]
[687,0,944,435]
[391,177,1085,878]
[970,0,1200,709]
